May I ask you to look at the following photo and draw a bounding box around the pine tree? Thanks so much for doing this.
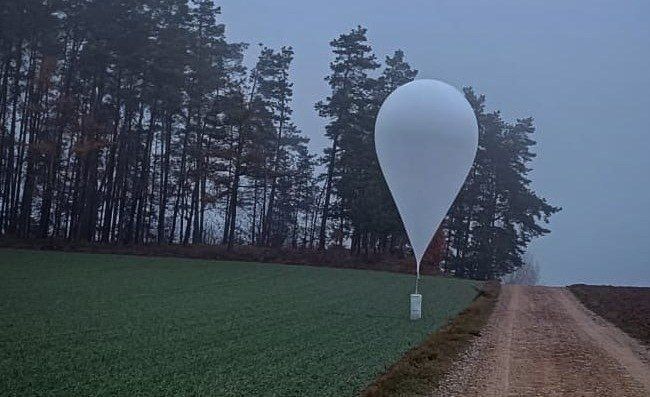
[442,88,560,279]
[316,26,379,250]
[0,2,557,278]
[351,49,418,255]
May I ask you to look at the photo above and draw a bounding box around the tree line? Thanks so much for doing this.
[0,0,559,279]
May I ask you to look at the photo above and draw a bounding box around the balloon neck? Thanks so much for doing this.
[414,272,420,294]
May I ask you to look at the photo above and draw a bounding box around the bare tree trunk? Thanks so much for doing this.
[318,134,338,250]
[157,111,172,243]
[226,127,245,250]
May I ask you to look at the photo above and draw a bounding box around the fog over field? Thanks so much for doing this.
[219,0,650,286]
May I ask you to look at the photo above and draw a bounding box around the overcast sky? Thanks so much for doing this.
[218,0,649,286]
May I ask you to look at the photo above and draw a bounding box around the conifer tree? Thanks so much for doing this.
[0,4,557,281]
[316,26,379,250]
[442,88,560,279]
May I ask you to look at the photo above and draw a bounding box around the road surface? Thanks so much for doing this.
[435,285,650,396]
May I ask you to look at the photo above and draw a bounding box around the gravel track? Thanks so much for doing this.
[434,285,650,396]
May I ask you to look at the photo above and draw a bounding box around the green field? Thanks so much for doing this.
[0,249,479,396]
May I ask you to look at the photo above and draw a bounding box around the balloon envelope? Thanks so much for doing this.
[375,79,478,274]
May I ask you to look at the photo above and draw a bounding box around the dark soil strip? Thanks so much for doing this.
[362,282,500,397]
[569,284,650,346]
[0,238,441,276]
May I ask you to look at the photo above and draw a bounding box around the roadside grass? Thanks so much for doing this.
[362,282,500,397]
[569,284,650,346]
[0,249,479,396]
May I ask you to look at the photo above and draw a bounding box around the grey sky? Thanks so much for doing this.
[218,0,650,286]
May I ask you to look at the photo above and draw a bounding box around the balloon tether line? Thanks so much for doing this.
[414,266,420,295]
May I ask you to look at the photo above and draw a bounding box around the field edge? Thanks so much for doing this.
[0,238,439,276]
[568,284,650,347]
[361,281,501,397]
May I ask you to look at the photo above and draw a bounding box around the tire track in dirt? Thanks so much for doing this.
[434,285,650,396]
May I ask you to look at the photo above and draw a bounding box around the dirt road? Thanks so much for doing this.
[435,285,650,396]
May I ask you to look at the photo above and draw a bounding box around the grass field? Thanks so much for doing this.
[0,249,479,396]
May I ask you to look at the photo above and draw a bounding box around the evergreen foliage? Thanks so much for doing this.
[0,2,558,279]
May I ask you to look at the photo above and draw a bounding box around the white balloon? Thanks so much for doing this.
[375,79,478,275]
